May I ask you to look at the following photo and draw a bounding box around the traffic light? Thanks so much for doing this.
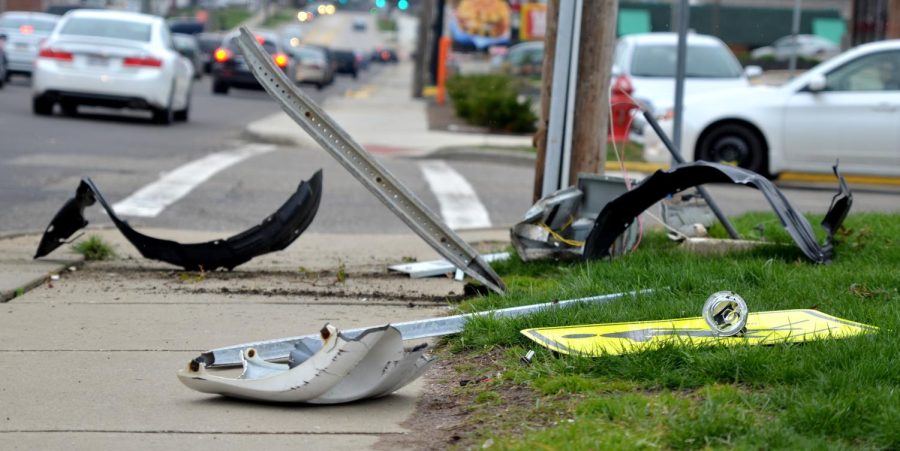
[375,0,386,7]
[397,0,408,10]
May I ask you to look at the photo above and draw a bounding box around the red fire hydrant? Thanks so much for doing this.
[609,74,637,143]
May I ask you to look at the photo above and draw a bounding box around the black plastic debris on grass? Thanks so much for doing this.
[583,162,852,263]
[34,170,323,270]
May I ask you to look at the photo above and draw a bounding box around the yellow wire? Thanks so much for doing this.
[538,221,584,247]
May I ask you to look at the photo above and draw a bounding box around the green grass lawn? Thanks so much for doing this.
[447,212,899,449]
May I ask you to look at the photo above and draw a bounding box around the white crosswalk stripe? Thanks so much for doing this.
[419,160,492,230]
[113,144,276,218]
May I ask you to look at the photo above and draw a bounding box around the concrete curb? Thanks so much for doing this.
[410,146,537,167]
[0,256,84,303]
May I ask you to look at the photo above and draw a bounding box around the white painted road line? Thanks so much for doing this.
[419,160,491,230]
[113,144,276,218]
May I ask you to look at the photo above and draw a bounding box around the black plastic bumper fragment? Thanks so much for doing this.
[34,170,323,270]
[583,162,852,263]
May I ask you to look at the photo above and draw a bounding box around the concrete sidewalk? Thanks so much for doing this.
[243,61,534,156]
[0,227,509,450]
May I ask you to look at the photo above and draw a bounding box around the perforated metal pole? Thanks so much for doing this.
[672,0,690,166]
[236,28,505,294]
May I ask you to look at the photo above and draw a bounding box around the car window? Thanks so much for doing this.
[0,16,57,32]
[825,51,900,92]
[59,17,152,42]
[630,43,743,78]
[160,25,175,49]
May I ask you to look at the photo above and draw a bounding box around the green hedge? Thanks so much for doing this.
[446,74,537,134]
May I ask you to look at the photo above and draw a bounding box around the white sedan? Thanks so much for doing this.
[614,32,761,115]
[644,40,900,177]
[32,10,194,124]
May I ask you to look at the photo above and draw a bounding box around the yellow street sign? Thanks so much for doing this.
[521,309,877,357]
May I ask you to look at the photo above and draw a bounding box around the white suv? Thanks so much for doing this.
[32,10,194,124]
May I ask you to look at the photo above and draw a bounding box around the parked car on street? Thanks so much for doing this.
[173,33,203,79]
[614,32,760,116]
[211,31,294,94]
[289,44,334,89]
[493,40,543,77]
[0,11,60,79]
[643,40,900,177]
[332,48,358,78]
[32,9,194,124]
[751,34,840,62]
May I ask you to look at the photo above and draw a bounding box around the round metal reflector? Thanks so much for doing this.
[702,291,748,337]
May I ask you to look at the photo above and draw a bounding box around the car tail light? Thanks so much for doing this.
[213,47,231,63]
[123,56,163,68]
[19,24,34,34]
[255,35,265,45]
[38,48,73,61]
[274,53,288,68]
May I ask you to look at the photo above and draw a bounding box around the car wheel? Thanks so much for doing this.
[60,101,78,116]
[33,96,54,116]
[212,79,229,95]
[174,95,190,122]
[697,123,768,176]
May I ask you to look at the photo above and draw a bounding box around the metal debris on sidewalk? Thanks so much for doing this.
[178,324,433,403]
[522,308,877,357]
[511,174,638,261]
[34,171,322,271]
[583,162,852,263]
[193,289,653,368]
[235,27,506,295]
[389,252,511,279]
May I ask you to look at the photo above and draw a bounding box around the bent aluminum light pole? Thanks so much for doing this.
[199,288,654,367]
[236,28,505,294]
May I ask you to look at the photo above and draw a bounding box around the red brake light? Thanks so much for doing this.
[123,56,162,68]
[19,24,34,34]
[274,53,288,68]
[255,35,265,45]
[38,48,73,61]
[213,47,231,63]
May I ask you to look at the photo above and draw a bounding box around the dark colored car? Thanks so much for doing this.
[45,6,96,15]
[0,33,7,88]
[168,18,204,35]
[332,49,358,78]
[196,32,222,74]
[173,33,203,79]
[371,47,398,63]
[211,31,294,95]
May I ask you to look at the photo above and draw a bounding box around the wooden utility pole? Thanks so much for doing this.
[412,0,435,98]
[889,0,900,39]
[532,0,559,202]
[567,0,618,186]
